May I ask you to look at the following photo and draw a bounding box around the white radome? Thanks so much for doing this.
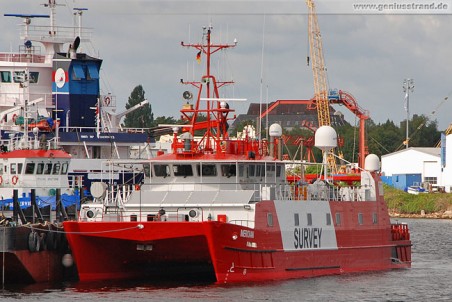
[315,126,337,151]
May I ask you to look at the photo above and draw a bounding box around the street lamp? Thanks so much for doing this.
[403,78,414,149]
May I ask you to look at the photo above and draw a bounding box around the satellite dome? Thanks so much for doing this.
[315,126,337,151]
[364,154,380,172]
[269,123,282,137]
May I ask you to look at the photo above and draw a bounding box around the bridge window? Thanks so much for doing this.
[249,164,255,177]
[197,164,217,177]
[173,164,193,177]
[52,163,61,175]
[154,164,170,177]
[276,165,283,177]
[358,213,363,225]
[221,164,236,177]
[143,164,151,177]
[72,64,86,80]
[29,72,39,83]
[335,213,341,226]
[307,213,312,226]
[37,163,45,174]
[10,163,22,174]
[0,71,11,83]
[10,163,17,174]
[44,163,52,175]
[13,71,25,83]
[294,213,300,226]
[25,163,36,174]
[256,164,265,177]
[61,162,69,174]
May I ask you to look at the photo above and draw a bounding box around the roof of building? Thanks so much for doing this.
[382,147,440,158]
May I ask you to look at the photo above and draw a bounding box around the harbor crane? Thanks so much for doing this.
[306,0,336,171]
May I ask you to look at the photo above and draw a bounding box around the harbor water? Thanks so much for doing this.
[1,218,451,301]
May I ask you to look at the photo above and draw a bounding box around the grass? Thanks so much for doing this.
[384,184,452,214]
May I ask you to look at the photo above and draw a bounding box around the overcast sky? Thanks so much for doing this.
[2,0,452,133]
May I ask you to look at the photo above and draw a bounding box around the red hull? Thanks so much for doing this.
[0,226,76,284]
[64,201,411,283]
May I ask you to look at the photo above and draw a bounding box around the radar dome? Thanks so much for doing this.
[269,123,282,137]
[315,126,337,151]
[364,154,380,172]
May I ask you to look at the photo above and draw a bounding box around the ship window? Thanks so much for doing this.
[197,164,217,177]
[143,164,151,177]
[29,72,39,83]
[52,163,61,174]
[87,64,99,79]
[13,71,25,83]
[307,213,312,226]
[61,162,69,174]
[372,213,378,224]
[335,213,341,226]
[44,163,52,175]
[0,71,11,83]
[276,165,283,177]
[294,213,300,226]
[72,64,85,79]
[0,164,3,174]
[18,163,23,174]
[256,165,265,177]
[326,213,331,225]
[358,213,363,225]
[25,163,36,174]
[154,164,170,177]
[249,164,255,177]
[221,164,236,177]
[10,163,17,174]
[37,163,45,174]
[173,164,193,177]
[238,165,244,177]
[267,213,274,227]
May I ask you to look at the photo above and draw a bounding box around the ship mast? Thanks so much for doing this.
[180,25,237,152]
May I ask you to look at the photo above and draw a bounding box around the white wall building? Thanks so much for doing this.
[381,133,452,192]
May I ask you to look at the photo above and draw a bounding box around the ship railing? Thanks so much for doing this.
[229,220,255,228]
[21,25,93,43]
[391,223,410,241]
[286,182,373,202]
[0,51,45,63]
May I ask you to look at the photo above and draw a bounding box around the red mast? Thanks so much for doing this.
[180,25,237,152]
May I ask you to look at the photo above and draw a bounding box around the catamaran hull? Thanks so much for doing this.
[64,201,411,283]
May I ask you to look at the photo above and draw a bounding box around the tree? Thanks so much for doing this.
[122,85,154,128]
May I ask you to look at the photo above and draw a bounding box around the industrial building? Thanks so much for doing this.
[381,133,452,192]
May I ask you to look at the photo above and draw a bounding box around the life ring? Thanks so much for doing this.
[0,175,3,185]
[104,96,111,106]
[12,175,19,185]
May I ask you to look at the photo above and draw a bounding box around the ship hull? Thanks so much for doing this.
[64,200,411,283]
[0,225,77,284]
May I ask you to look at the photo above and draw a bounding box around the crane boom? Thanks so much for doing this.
[306,0,330,127]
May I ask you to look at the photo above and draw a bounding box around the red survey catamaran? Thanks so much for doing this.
[63,26,411,283]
